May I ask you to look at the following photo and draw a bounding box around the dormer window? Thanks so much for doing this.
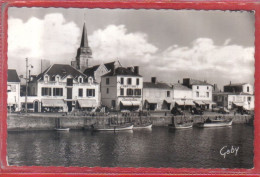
[56,76,60,82]
[78,77,83,83]
[88,77,93,84]
[44,75,49,82]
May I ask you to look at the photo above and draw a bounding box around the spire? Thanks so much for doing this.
[80,23,89,48]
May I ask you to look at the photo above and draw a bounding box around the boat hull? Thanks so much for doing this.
[198,120,232,128]
[133,124,152,129]
[55,128,70,131]
[93,125,133,131]
[168,122,193,129]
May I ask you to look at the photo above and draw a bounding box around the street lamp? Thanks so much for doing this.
[25,58,33,114]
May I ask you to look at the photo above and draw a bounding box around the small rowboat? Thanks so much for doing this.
[197,119,232,128]
[54,128,70,131]
[133,123,152,129]
[168,122,193,129]
[91,124,133,131]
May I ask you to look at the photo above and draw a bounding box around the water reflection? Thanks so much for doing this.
[7,125,253,168]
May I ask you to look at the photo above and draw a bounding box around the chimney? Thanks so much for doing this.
[151,77,156,84]
[134,66,139,75]
[127,67,132,72]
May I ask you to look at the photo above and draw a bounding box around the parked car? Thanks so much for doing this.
[218,107,230,114]
[191,107,203,115]
[171,107,184,116]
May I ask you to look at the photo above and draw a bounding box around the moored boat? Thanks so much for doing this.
[197,118,232,128]
[168,121,193,129]
[54,128,70,131]
[91,124,133,131]
[133,123,152,129]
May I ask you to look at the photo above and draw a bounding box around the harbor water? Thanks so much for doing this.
[7,124,253,168]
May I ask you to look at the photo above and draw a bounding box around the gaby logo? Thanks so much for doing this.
[220,146,239,158]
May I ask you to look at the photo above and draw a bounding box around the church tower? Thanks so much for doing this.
[73,23,92,72]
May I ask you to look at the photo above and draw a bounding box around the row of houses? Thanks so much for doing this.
[7,23,255,113]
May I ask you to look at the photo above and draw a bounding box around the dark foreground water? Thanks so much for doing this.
[7,124,253,168]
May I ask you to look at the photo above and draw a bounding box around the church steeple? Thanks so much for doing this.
[74,23,92,72]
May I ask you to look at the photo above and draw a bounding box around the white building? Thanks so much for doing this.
[171,83,194,108]
[183,78,215,109]
[143,77,174,111]
[7,69,20,112]
[28,64,99,112]
[101,66,143,111]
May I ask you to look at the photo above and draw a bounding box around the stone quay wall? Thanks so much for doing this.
[7,114,253,131]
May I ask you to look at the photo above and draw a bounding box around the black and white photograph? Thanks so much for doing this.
[7,7,255,168]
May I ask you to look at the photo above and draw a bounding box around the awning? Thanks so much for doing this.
[185,100,195,106]
[203,100,216,105]
[78,99,98,108]
[175,100,185,105]
[164,99,175,104]
[145,99,157,104]
[121,101,140,107]
[42,99,65,107]
[233,102,244,107]
[194,100,206,105]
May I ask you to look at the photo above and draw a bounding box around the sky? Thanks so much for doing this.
[8,7,255,89]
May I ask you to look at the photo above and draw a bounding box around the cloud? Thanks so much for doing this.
[146,38,254,86]
[8,13,80,75]
[89,25,158,64]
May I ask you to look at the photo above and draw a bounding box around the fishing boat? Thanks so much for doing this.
[168,116,193,129]
[133,123,152,129]
[54,127,70,131]
[91,124,133,131]
[168,121,193,129]
[197,118,232,128]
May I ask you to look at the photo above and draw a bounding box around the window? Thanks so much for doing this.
[44,75,48,82]
[79,78,82,83]
[136,78,139,85]
[53,88,63,96]
[88,77,93,83]
[197,86,199,89]
[121,78,124,84]
[167,91,171,97]
[206,92,209,98]
[135,89,142,96]
[107,88,109,94]
[127,88,134,96]
[87,89,95,97]
[196,91,199,97]
[120,88,124,96]
[67,78,73,86]
[207,86,209,90]
[106,78,110,85]
[56,76,60,82]
[78,88,83,97]
[248,97,251,102]
[111,100,116,108]
[7,85,11,92]
[127,78,132,85]
[42,87,52,96]
[247,86,250,92]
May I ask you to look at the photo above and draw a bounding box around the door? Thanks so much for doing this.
[67,101,72,112]
[34,101,39,112]
[67,88,72,99]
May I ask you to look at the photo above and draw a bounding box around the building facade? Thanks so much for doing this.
[213,83,254,110]
[183,78,215,109]
[143,77,174,111]
[101,66,143,111]
[171,83,194,108]
[28,64,99,112]
[7,69,21,112]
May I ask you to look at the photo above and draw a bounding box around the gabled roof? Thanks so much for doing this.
[84,61,115,77]
[103,67,142,77]
[34,64,87,82]
[189,79,212,86]
[144,82,172,89]
[171,83,191,91]
[8,69,20,82]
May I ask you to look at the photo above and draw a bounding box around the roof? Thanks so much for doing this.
[171,83,191,91]
[83,61,115,77]
[103,67,142,77]
[34,64,87,82]
[143,82,172,89]
[8,69,20,82]
[189,79,212,86]
[80,23,90,48]
[224,83,247,87]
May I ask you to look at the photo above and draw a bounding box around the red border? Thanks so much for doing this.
[1,0,259,176]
